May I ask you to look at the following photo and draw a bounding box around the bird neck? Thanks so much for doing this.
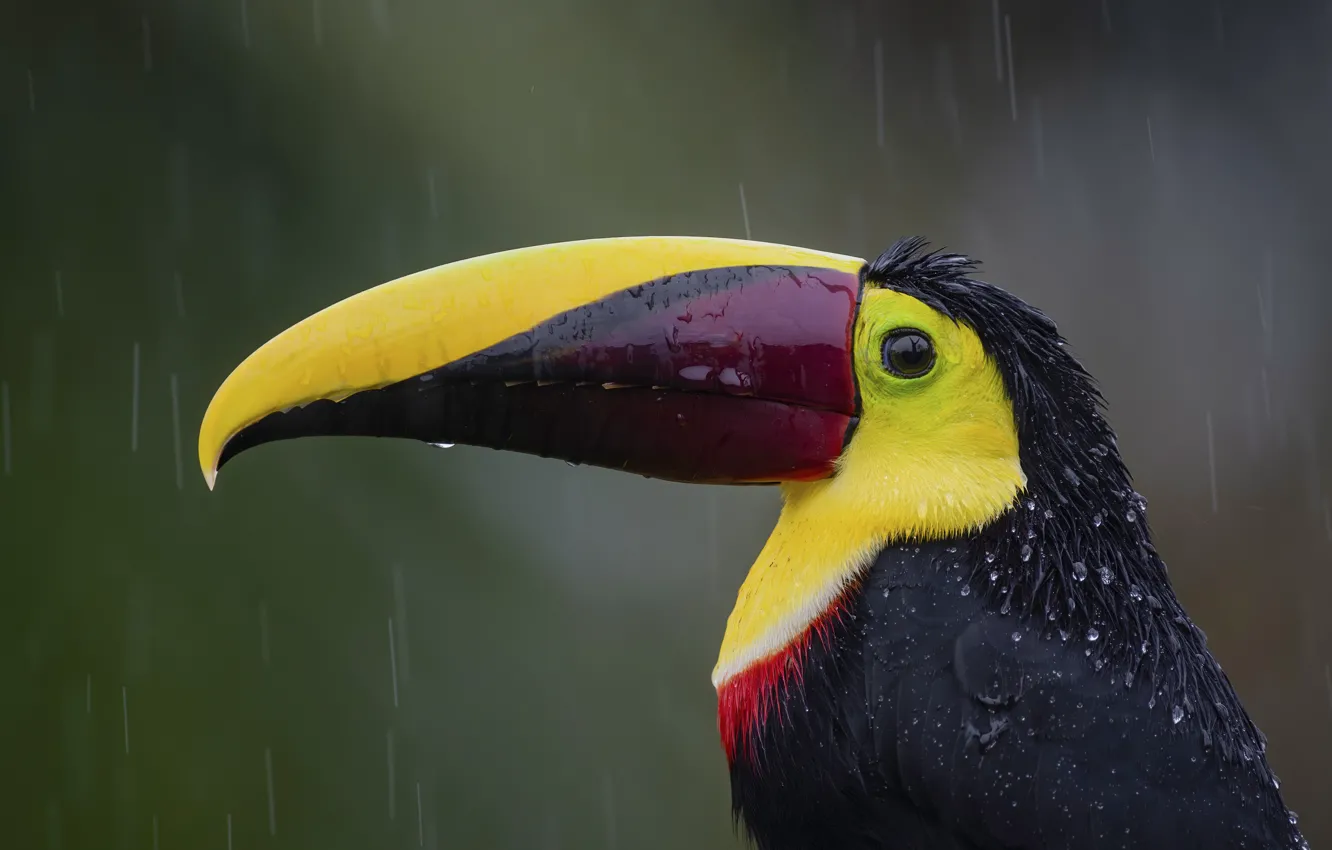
[712,445,1026,763]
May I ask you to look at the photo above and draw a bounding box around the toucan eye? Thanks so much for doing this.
[881,330,935,378]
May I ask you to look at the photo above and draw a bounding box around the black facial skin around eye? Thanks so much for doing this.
[882,329,936,378]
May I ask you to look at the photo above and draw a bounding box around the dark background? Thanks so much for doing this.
[2,0,1330,846]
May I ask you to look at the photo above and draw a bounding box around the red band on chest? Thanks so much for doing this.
[716,600,846,767]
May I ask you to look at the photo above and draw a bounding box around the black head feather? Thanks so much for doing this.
[860,237,1277,779]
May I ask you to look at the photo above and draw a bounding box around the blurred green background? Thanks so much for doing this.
[3,0,1331,846]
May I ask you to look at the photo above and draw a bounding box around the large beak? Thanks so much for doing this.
[199,236,866,489]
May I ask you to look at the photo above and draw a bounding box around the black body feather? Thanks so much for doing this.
[727,240,1306,849]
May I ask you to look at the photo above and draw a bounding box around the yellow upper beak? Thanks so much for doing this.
[198,235,866,489]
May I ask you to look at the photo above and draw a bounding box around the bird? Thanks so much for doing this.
[198,236,1307,849]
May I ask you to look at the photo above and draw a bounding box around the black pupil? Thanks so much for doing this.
[885,333,933,376]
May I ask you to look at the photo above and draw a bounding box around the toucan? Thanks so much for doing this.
[198,236,1305,849]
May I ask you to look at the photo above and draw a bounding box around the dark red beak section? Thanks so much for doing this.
[204,240,865,486]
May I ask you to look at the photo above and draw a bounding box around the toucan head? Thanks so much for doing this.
[199,236,1028,507]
